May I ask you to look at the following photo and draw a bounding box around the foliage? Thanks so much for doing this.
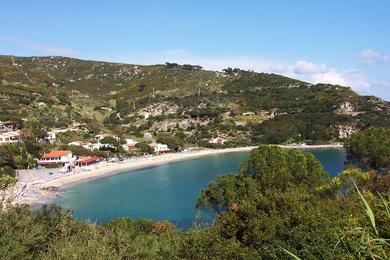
[99,136,124,153]
[0,174,15,190]
[335,181,390,259]
[0,143,36,176]
[346,127,390,169]
[156,133,183,151]
[135,142,154,154]
[196,146,357,258]
[0,55,389,146]
[0,145,389,258]
[61,145,91,157]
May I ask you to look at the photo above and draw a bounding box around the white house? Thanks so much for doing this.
[0,131,22,144]
[122,139,139,151]
[0,121,21,131]
[95,134,120,141]
[209,137,227,145]
[85,142,105,150]
[242,112,255,116]
[149,143,170,154]
[68,141,87,147]
[68,141,106,150]
[37,150,76,169]
[45,131,57,143]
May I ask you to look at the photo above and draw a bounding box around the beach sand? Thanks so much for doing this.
[2,143,343,206]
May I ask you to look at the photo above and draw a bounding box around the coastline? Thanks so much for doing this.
[2,143,344,206]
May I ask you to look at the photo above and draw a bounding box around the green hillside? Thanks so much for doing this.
[1,55,389,145]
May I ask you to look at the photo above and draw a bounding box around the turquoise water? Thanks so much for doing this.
[51,148,346,227]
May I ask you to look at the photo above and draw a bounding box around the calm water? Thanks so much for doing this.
[51,148,346,227]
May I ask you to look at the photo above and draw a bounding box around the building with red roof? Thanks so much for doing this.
[76,156,104,166]
[38,150,76,168]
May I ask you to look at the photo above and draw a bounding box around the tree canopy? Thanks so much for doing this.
[346,127,390,169]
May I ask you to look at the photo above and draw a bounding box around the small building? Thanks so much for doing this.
[84,142,104,150]
[0,121,22,131]
[242,112,255,116]
[95,134,120,141]
[150,143,171,154]
[209,137,227,145]
[0,131,22,144]
[68,141,104,150]
[68,141,87,147]
[45,131,57,143]
[76,156,104,167]
[122,139,139,151]
[38,150,76,169]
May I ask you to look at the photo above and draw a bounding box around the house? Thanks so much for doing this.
[149,143,170,154]
[122,139,139,151]
[68,141,88,147]
[209,137,227,145]
[84,142,104,150]
[68,141,106,150]
[242,112,255,116]
[95,134,120,141]
[0,131,22,144]
[38,150,76,169]
[76,156,104,167]
[0,121,22,131]
[45,131,57,143]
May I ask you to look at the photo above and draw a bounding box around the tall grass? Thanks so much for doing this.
[282,180,389,259]
[335,180,389,259]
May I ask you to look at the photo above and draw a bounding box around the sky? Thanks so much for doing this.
[1,0,390,100]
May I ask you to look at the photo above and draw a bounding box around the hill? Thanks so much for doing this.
[1,55,389,145]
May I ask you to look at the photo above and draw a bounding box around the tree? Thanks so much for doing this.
[196,145,347,258]
[346,127,390,169]
[135,142,154,154]
[156,134,183,152]
[100,136,123,153]
[87,117,101,134]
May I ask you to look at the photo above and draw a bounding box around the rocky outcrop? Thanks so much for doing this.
[137,102,179,119]
[336,101,355,114]
[338,125,357,138]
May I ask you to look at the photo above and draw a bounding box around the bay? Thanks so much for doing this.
[51,148,346,227]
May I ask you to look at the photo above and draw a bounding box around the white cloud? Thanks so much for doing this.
[360,49,390,64]
[0,34,78,56]
[293,60,329,75]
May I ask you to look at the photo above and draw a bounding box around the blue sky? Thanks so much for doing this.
[1,0,390,100]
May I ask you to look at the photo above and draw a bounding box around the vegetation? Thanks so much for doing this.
[0,55,389,147]
[156,133,183,151]
[0,141,40,189]
[0,53,389,257]
[135,142,154,155]
[346,127,390,169]
[0,145,389,258]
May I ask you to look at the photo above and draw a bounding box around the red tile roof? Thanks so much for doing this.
[42,150,71,158]
[76,156,103,164]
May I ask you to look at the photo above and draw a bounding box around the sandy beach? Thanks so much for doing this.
[1,143,343,206]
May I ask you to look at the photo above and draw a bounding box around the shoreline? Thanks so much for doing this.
[2,143,344,206]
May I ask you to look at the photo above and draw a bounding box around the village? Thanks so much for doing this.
[0,119,178,183]
[0,102,358,188]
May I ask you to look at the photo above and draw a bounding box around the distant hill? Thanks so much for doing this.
[0,55,389,145]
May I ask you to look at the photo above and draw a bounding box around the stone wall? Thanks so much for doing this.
[16,168,63,182]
